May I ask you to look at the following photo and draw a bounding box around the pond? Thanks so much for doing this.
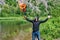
[0,21,32,40]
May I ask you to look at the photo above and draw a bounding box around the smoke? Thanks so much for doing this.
[0,0,5,5]
[38,0,49,13]
[40,0,48,9]
[25,0,41,13]
[0,8,2,13]
[26,0,49,13]
[40,0,49,13]
[17,0,49,13]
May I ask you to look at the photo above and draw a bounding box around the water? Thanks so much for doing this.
[0,21,32,40]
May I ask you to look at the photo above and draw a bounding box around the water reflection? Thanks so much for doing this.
[1,21,32,40]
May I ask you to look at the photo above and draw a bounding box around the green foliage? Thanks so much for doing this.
[40,17,60,40]
[1,0,60,40]
[1,4,22,17]
[5,0,17,6]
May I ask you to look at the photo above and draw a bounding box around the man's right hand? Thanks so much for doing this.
[24,16,27,19]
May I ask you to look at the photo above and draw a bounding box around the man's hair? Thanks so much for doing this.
[34,16,39,21]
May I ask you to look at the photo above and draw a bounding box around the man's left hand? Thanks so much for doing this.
[48,15,51,19]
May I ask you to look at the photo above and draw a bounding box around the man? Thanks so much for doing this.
[24,15,51,40]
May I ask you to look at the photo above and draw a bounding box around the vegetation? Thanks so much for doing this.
[0,0,60,40]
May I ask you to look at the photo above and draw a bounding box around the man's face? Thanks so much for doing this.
[35,17,39,21]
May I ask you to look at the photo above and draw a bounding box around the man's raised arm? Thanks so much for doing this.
[24,16,33,22]
[40,15,51,23]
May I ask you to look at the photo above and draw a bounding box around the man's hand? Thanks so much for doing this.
[24,16,27,19]
[48,15,51,19]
